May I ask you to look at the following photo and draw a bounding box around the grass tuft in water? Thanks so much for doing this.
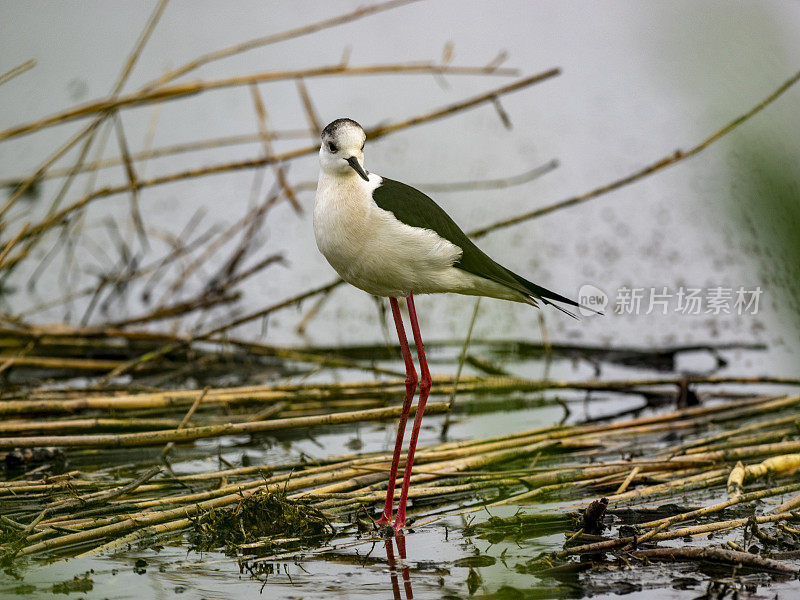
[188,490,333,555]
[51,573,93,595]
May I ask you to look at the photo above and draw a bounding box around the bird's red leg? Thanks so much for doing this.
[376,296,418,527]
[394,293,431,532]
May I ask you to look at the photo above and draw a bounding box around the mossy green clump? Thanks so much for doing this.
[0,523,26,569]
[189,490,332,555]
[51,574,93,595]
[9,584,36,596]
[473,512,578,544]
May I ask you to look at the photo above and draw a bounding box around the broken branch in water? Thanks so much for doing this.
[629,546,798,575]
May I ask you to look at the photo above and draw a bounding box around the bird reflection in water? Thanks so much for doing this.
[384,533,413,599]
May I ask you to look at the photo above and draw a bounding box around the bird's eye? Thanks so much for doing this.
[327,142,338,153]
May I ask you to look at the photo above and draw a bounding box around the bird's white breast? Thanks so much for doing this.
[313,172,465,297]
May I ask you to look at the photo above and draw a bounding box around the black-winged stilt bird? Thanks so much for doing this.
[313,118,582,532]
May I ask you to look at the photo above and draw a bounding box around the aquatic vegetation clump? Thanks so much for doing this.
[474,513,578,544]
[189,490,332,555]
[51,573,93,595]
[0,523,27,569]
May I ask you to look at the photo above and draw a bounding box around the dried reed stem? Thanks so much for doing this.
[470,68,800,237]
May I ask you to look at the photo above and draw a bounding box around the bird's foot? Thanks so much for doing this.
[374,514,391,527]
[373,514,396,537]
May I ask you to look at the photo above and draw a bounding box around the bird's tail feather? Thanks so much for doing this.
[507,271,602,318]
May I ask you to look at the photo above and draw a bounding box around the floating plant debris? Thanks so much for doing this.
[189,490,333,555]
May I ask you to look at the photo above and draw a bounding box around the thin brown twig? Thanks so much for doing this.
[112,0,171,93]
[113,113,149,250]
[249,84,303,213]
[154,193,280,306]
[89,278,343,383]
[470,68,800,238]
[295,288,336,336]
[419,159,558,193]
[203,279,344,339]
[143,0,422,89]
[0,62,519,142]
[106,290,240,328]
[162,387,209,458]
[449,298,480,412]
[0,119,104,226]
[441,297,481,438]
[296,78,322,140]
[0,130,315,186]
[366,68,558,140]
[41,466,162,518]
[0,402,450,448]
[44,120,103,218]
[5,159,553,321]
[0,341,34,376]
[629,546,797,575]
[247,401,288,423]
[1,69,559,269]
[0,0,168,231]
[0,223,29,269]
[136,100,164,179]
[106,252,282,328]
[0,59,36,87]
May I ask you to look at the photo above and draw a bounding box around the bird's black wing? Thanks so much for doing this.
[372,177,580,311]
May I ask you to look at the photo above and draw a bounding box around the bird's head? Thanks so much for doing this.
[319,118,369,181]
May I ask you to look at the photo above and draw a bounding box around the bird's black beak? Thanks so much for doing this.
[346,156,369,181]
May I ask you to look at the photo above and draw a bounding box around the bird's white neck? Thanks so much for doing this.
[315,169,381,209]
[318,168,361,186]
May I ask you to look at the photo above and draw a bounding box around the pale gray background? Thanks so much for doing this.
[2,1,799,372]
